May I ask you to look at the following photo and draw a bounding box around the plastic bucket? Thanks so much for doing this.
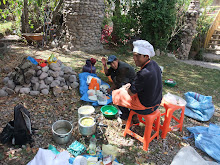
[52,120,73,144]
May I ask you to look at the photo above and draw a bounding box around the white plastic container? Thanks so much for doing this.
[97,92,107,105]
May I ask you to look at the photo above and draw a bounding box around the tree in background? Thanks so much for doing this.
[0,0,61,34]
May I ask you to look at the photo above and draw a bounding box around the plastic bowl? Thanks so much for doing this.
[101,105,118,119]
[165,80,177,87]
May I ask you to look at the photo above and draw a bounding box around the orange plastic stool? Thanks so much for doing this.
[160,100,185,139]
[123,109,161,151]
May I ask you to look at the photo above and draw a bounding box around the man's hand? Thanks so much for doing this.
[121,83,134,96]
[101,57,107,66]
[121,83,131,90]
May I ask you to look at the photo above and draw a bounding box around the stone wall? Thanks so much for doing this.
[63,0,105,52]
[177,0,200,60]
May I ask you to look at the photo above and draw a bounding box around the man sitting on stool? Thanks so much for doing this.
[112,40,162,125]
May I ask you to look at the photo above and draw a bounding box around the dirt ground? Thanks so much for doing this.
[0,43,219,165]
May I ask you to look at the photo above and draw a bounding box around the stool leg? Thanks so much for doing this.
[155,115,160,139]
[161,108,173,139]
[179,106,185,132]
[143,120,153,151]
[123,111,134,137]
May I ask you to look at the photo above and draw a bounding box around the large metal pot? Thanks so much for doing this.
[78,105,95,119]
[78,116,96,136]
[52,120,73,144]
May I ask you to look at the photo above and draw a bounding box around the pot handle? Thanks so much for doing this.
[97,123,108,127]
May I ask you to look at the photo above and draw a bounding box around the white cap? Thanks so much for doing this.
[133,40,155,58]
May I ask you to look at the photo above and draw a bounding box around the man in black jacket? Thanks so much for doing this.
[102,55,136,121]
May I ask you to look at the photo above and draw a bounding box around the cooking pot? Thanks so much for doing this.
[52,120,73,144]
[78,105,95,119]
[78,116,96,136]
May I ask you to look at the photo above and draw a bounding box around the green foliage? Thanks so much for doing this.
[0,0,59,34]
[191,0,214,59]
[129,0,177,51]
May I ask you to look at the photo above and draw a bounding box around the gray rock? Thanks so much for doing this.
[0,89,8,97]
[60,81,67,87]
[41,89,49,95]
[63,74,70,81]
[45,76,54,85]
[42,66,49,72]
[71,70,77,75]
[31,77,39,84]
[50,80,60,87]
[48,70,59,78]
[49,63,61,71]
[69,75,77,83]
[55,77,65,82]
[15,85,22,93]
[39,72,48,80]
[3,77,9,85]
[62,85,69,91]
[62,66,72,74]
[7,80,15,89]
[37,66,41,70]
[20,88,30,94]
[53,86,62,96]
[39,82,48,90]
[23,83,31,88]
[5,88,15,95]
[59,71,64,77]
[37,70,42,77]
[70,81,79,89]
[33,82,40,91]
[30,91,40,96]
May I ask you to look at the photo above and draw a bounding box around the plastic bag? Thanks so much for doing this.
[102,144,118,161]
[184,92,215,121]
[171,146,219,165]
[163,92,186,106]
[187,123,220,163]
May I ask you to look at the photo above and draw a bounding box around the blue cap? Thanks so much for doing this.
[107,55,117,64]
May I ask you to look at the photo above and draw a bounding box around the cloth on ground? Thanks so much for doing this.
[79,72,112,106]
[187,123,220,163]
[27,148,71,165]
[171,146,219,165]
[184,92,215,121]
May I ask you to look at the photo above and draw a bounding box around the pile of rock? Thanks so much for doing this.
[0,58,79,97]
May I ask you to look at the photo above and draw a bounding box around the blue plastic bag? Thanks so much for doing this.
[78,72,112,106]
[184,92,215,121]
[187,124,220,163]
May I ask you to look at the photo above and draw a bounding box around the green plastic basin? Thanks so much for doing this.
[101,105,118,119]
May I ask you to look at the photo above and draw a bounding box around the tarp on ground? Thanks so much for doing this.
[78,72,112,106]
[187,123,220,163]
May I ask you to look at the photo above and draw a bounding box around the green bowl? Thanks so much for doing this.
[101,105,118,119]
[165,80,177,87]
